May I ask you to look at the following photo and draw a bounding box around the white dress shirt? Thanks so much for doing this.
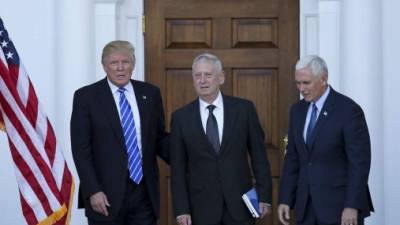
[107,79,142,155]
[199,91,224,143]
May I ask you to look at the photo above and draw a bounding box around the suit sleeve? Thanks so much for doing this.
[246,102,272,204]
[70,90,101,199]
[154,87,170,164]
[343,103,371,209]
[170,112,191,216]
[278,105,299,208]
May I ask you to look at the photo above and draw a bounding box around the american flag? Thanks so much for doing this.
[0,18,74,225]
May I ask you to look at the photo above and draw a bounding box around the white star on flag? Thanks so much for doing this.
[6,51,13,59]
[1,40,7,47]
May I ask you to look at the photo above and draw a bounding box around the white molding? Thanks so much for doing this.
[94,2,118,79]
[318,1,340,90]
[118,0,144,81]
[304,14,319,56]
[300,0,318,57]
[94,0,144,81]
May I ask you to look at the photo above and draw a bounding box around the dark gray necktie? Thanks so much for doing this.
[306,103,318,145]
[206,105,220,153]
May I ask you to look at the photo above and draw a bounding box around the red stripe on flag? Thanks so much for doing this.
[55,216,66,225]
[0,64,29,118]
[44,119,56,165]
[0,59,9,79]
[20,192,39,225]
[61,164,73,204]
[8,63,19,87]
[25,80,39,128]
[26,80,39,128]
[9,140,54,216]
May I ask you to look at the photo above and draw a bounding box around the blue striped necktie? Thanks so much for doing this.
[118,87,143,184]
[306,103,318,145]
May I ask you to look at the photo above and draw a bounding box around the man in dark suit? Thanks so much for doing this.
[170,53,272,225]
[278,55,374,225]
[70,40,169,225]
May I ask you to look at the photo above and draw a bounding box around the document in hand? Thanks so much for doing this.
[242,187,260,218]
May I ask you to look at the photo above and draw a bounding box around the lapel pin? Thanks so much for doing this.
[142,95,147,100]
[323,111,328,116]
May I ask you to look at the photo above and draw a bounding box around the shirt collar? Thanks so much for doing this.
[313,85,330,110]
[107,78,133,95]
[199,91,223,110]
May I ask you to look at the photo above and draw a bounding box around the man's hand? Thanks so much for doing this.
[176,214,192,225]
[259,202,271,219]
[341,208,358,225]
[90,191,110,216]
[278,204,290,225]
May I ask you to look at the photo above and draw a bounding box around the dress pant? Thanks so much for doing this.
[88,179,156,225]
[201,201,255,225]
[298,196,364,225]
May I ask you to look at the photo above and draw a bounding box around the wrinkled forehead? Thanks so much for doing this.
[102,49,135,64]
[193,60,220,74]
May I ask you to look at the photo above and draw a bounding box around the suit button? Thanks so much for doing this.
[308,162,312,166]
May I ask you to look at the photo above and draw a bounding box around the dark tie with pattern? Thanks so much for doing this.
[206,105,220,153]
[118,87,143,184]
[306,103,318,145]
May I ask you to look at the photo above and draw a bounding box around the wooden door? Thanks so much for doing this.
[145,1,299,225]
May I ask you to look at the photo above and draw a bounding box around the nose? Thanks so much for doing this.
[116,62,124,70]
[199,74,206,83]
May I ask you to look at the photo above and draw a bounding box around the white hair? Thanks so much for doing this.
[295,55,328,77]
[192,53,223,72]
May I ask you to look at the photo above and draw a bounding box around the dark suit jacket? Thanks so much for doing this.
[70,78,168,221]
[279,88,374,224]
[170,94,272,225]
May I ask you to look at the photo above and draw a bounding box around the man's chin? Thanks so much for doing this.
[303,98,312,103]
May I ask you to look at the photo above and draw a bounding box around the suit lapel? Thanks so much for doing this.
[308,89,336,150]
[220,95,238,155]
[297,101,309,152]
[132,80,149,153]
[96,78,125,149]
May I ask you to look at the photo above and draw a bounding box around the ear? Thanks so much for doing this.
[219,71,226,85]
[321,73,328,85]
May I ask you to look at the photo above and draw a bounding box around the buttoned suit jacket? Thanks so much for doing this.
[170,94,272,225]
[279,88,374,224]
[70,78,169,221]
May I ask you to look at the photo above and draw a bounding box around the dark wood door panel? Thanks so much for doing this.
[165,49,279,68]
[163,0,279,18]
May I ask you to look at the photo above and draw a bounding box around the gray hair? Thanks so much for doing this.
[295,55,328,77]
[102,40,135,65]
[192,53,223,73]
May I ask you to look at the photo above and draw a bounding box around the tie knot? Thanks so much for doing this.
[207,104,216,113]
[312,103,318,112]
[118,87,126,94]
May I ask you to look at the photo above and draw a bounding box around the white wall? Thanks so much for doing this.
[382,0,400,224]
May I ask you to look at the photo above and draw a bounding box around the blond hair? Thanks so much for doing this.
[101,40,135,65]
